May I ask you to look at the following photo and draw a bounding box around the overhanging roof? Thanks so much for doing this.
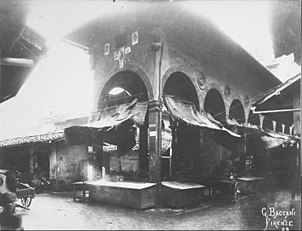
[0,131,64,148]
[252,73,301,108]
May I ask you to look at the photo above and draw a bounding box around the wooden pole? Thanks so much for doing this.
[1,57,34,68]
[0,50,1,102]
[253,108,300,114]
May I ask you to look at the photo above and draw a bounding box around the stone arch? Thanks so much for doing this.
[98,70,150,108]
[162,66,201,108]
[204,88,226,124]
[162,71,200,179]
[163,71,199,110]
[229,99,245,124]
[248,110,260,126]
[102,64,153,101]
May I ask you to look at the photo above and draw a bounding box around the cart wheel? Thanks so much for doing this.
[21,197,32,207]
[233,182,240,203]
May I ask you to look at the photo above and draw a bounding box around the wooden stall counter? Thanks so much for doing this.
[86,180,157,209]
[161,181,205,208]
[72,181,91,201]
[237,176,263,194]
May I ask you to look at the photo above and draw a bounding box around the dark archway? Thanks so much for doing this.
[248,111,260,126]
[204,89,226,124]
[163,72,199,110]
[98,71,149,108]
[203,89,233,180]
[98,71,150,179]
[229,99,245,124]
[163,72,200,180]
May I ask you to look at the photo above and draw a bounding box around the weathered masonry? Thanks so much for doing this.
[67,2,281,188]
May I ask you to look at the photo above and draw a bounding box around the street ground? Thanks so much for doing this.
[16,184,300,230]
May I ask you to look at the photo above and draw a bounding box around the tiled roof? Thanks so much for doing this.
[0,131,65,148]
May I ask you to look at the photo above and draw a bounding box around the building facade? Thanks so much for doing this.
[67,3,281,185]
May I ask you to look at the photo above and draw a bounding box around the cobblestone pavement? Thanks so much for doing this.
[16,186,300,230]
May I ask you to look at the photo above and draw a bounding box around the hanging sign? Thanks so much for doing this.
[104,43,110,56]
[132,31,138,45]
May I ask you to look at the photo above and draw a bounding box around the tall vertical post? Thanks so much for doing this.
[149,40,164,206]
[0,50,2,102]
[139,122,149,178]
[148,100,162,183]
[29,146,35,174]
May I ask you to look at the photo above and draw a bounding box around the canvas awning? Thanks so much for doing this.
[163,95,240,138]
[86,98,148,129]
[64,99,148,147]
[226,118,299,150]
[261,129,299,149]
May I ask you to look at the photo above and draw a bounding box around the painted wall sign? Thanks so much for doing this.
[132,31,138,45]
[114,51,119,61]
[197,72,206,90]
[150,131,157,137]
[114,46,125,68]
[104,43,110,55]
[149,124,156,128]
[125,46,131,54]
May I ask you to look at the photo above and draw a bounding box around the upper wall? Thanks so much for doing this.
[67,2,281,113]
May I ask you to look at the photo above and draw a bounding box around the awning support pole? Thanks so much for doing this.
[253,108,300,114]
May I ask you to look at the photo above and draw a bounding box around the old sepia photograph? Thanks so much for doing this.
[0,0,301,230]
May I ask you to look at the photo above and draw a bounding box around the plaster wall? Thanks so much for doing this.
[50,142,88,188]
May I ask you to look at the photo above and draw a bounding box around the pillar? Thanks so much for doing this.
[29,146,34,174]
[49,143,57,179]
[0,50,2,102]
[148,100,162,183]
[139,121,149,178]
[92,129,103,180]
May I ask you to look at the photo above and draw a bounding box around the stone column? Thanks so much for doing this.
[148,100,163,184]
[139,121,149,178]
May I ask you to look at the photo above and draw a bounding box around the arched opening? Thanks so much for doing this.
[203,89,234,180]
[163,72,199,110]
[229,99,245,124]
[97,71,150,180]
[99,71,149,108]
[204,89,226,124]
[163,72,200,181]
[248,111,260,126]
